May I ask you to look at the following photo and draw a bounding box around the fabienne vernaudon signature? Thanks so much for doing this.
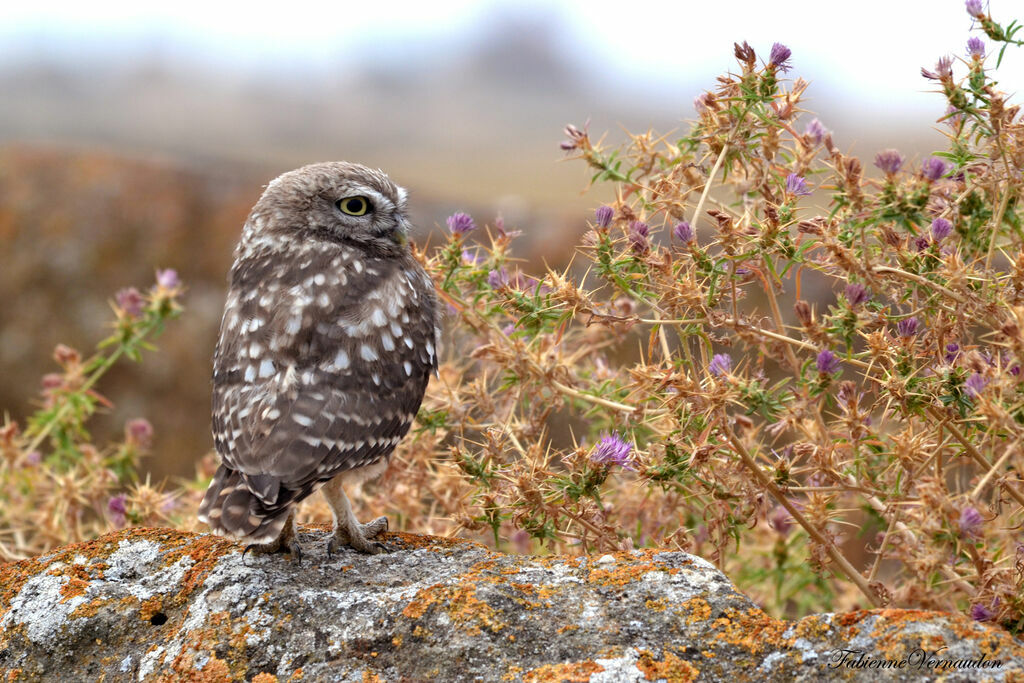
[827,647,1004,672]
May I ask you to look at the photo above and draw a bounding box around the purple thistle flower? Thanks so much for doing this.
[816,349,841,374]
[108,495,127,528]
[922,157,948,181]
[785,173,812,197]
[768,42,792,72]
[673,221,694,243]
[461,249,484,265]
[768,506,792,536]
[897,316,919,337]
[693,92,711,113]
[965,0,984,18]
[931,217,953,242]
[629,221,650,253]
[116,287,145,317]
[24,451,41,466]
[922,56,954,81]
[155,269,180,289]
[590,433,634,470]
[967,36,986,58]
[447,212,477,235]
[913,236,930,252]
[874,149,905,175]
[970,602,996,622]
[844,283,869,307]
[487,268,510,289]
[944,105,965,130]
[709,353,732,377]
[959,506,984,538]
[595,205,614,228]
[946,343,961,363]
[965,372,988,397]
[804,118,828,144]
[126,418,154,449]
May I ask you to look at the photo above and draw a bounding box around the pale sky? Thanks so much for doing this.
[0,0,1018,119]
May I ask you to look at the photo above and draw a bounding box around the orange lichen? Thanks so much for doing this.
[522,660,604,682]
[361,670,383,683]
[402,583,506,635]
[139,596,163,622]
[645,597,668,612]
[708,607,787,655]
[251,674,278,683]
[679,597,712,624]
[586,553,680,587]
[636,650,699,682]
[59,576,89,603]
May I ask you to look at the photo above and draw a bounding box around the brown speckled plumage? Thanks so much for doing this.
[198,162,437,555]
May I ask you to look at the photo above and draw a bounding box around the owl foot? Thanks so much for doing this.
[326,516,389,557]
[242,519,303,565]
[242,539,303,565]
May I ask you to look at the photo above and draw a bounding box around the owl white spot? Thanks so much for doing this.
[250,318,264,331]
[390,322,403,338]
[317,293,331,308]
[401,312,410,324]
[425,340,435,359]
[360,344,378,362]
[244,365,256,382]
[353,261,363,273]
[371,308,387,327]
[380,332,395,351]
[258,359,275,378]
[266,408,281,420]
[237,405,252,419]
[333,349,350,370]
[281,364,298,389]
[404,361,412,376]
[301,370,314,385]
[372,373,381,386]
[404,337,414,349]
[313,273,326,286]
[259,294,274,307]
[285,317,302,335]
[227,314,240,330]
[293,414,313,427]
[299,434,322,447]
[249,342,262,357]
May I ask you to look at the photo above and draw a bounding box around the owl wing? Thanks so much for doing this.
[212,256,437,511]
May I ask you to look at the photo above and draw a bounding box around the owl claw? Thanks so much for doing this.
[326,516,390,557]
[242,538,303,565]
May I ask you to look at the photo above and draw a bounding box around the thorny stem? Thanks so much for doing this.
[690,144,729,238]
[721,422,883,608]
[929,406,1024,509]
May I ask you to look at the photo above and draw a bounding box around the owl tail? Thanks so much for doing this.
[198,465,291,545]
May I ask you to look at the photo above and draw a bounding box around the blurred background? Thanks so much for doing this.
[1,0,1019,483]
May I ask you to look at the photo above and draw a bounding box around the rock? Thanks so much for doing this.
[0,526,1021,681]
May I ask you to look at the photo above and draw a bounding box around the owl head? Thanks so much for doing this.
[247,161,412,256]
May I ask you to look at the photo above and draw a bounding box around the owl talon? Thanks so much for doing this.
[242,538,303,565]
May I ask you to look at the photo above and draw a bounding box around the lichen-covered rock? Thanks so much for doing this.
[0,527,1021,681]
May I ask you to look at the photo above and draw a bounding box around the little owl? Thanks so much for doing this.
[198,162,438,560]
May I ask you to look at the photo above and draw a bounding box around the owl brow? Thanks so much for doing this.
[350,188,393,212]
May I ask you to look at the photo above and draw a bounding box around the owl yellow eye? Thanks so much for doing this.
[337,196,372,216]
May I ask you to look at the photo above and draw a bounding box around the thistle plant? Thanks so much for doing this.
[0,271,187,558]
[379,1,1024,629]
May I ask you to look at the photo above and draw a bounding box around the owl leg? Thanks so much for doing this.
[242,509,303,564]
[321,477,388,556]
